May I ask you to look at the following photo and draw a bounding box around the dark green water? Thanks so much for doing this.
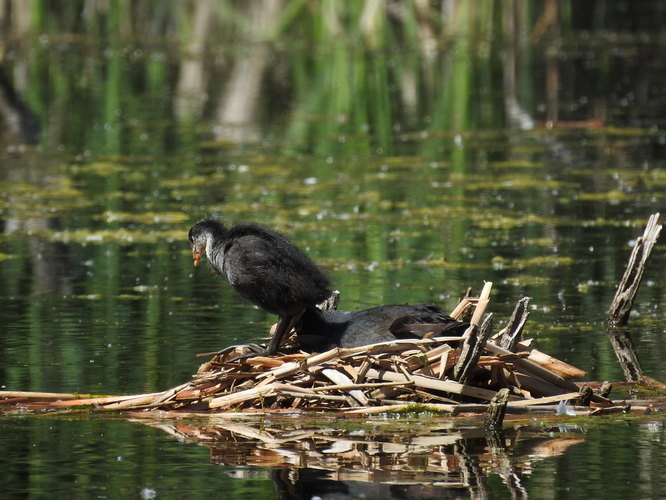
[1,2,665,498]
[1,415,665,499]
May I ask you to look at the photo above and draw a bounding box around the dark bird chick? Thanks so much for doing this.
[188,219,332,355]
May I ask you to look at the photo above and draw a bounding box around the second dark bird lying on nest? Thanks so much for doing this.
[188,219,332,355]
[295,303,469,353]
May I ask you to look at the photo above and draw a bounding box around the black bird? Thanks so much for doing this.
[188,219,332,355]
[296,303,469,352]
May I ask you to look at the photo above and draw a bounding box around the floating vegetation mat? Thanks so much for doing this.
[2,281,664,418]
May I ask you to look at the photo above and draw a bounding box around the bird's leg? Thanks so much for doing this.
[226,308,306,362]
[265,307,306,355]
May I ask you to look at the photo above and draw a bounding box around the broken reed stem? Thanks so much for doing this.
[497,297,530,351]
[578,385,593,406]
[449,297,476,321]
[453,313,494,384]
[354,357,372,383]
[321,369,368,406]
[507,392,580,407]
[310,380,413,392]
[485,388,510,431]
[607,212,662,326]
[514,343,587,379]
[345,403,457,415]
[260,338,465,381]
[364,368,504,402]
[470,281,493,327]
[279,391,349,403]
[483,341,611,402]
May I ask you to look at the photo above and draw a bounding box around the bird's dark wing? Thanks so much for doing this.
[214,224,331,316]
[219,234,277,285]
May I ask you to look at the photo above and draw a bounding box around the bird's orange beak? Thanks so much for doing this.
[193,250,201,267]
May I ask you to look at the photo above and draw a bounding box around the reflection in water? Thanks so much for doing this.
[0,64,38,145]
[5,217,73,296]
[213,0,286,144]
[607,326,643,383]
[142,415,583,499]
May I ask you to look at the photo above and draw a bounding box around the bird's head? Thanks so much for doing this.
[188,219,226,267]
[188,227,205,267]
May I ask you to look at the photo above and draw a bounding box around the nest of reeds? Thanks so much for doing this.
[111,282,610,414]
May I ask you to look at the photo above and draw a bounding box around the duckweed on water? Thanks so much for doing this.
[0,181,90,217]
[577,190,628,202]
[71,161,129,176]
[50,228,185,245]
[522,237,558,247]
[513,255,575,269]
[488,160,546,169]
[159,175,219,188]
[475,214,557,229]
[417,258,489,270]
[100,210,190,224]
[469,177,576,191]
[501,275,552,287]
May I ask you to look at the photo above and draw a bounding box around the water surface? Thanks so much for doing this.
[1,2,665,498]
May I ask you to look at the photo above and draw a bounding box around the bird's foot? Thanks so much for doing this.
[215,343,266,362]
